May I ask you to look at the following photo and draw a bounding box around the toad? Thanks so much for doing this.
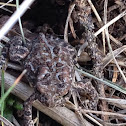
[2,33,98,126]
[2,33,76,125]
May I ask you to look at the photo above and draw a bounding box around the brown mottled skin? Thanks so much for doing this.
[8,33,76,107]
[2,33,98,126]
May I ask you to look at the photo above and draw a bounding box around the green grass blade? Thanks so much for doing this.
[0,69,27,105]
[0,82,15,105]
[16,0,26,44]
[1,66,5,114]
[1,66,5,126]
[75,68,126,94]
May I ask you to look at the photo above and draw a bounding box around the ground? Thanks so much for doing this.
[0,0,126,126]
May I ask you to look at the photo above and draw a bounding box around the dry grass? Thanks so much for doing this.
[0,0,126,125]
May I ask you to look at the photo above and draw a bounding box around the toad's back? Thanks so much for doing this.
[23,33,76,106]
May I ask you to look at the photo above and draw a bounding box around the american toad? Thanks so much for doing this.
[2,33,98,126]
[9,33,75,106]
[3,33,76,125]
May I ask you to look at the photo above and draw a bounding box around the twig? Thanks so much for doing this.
[8,62,22,71]
[69,17,76,39]
[109,34,122,47]
[103,45,126,68]
[12,115,20,126]
[118,34,126,41]
[103,122,126,126]
[99,97,126,105]
[94,10,126,36]
[81,109,126,118]
[64,3,75,42]
[83,113,103,126]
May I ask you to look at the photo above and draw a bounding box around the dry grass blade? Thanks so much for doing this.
[64,3,75,42]
[105,34,126,82]
[87,0,102,23]
[1,6,13,13]
[99,97,126,109]
[81,109,126,118]
[112,66,118,82]
[8,62,22,71]
[102,23,126,67]
[83,114,103,126]
[111,60,126,68]
[16,0,26,44]
[0,115,14,126]
[109,34,123,47]
[1,36,9,43]
[104,123,126,126]
[0,0,16,8]
[0,0,35,40]
[94,10,126,36]
[99,97,126,105]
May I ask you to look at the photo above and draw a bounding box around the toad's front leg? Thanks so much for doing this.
[75,80,99,110]
[23,93,37,126]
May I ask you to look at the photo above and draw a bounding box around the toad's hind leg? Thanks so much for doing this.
[75,80,99,110]
[23,93,37,126]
